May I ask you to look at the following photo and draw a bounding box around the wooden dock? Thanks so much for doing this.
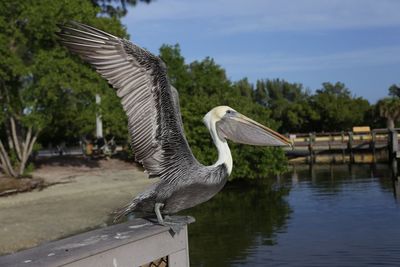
[284,128,400,164]
[0,217,194,267]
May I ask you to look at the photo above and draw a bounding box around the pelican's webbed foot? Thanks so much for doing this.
[154,203,194,234]
[165,216,196,233]
[162,217,186,234]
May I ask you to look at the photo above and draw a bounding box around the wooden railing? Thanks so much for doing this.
[284,128,400,164]
[0,216,194,267]
[287,128,400,144]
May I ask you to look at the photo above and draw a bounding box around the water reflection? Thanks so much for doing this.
[283,164,397,197]
[186,180,291,267]
[393,179,400,199]
[389,158,400,200]
[186,164,400,266]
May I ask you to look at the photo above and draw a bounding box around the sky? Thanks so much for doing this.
[121,0,400,103]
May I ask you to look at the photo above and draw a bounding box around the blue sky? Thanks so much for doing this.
[121,0,400,103]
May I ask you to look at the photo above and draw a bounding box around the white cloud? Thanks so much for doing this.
[127,0,400,33]
[215,45,400,74]
[121,1,400,102]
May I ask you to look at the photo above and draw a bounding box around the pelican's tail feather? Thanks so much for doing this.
[112,199,139,223]
[112,187,157,223]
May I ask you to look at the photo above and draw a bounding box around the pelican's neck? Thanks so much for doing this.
[212,131,233,175]
[203,113,233,175]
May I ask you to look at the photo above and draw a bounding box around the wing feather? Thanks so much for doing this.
[57,21,199,182]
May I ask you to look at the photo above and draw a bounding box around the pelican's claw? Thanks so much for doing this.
[161,216,195,234]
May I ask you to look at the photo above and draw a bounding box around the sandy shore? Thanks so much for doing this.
[0,158,154,255]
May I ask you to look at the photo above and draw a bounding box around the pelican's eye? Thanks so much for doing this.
[226,110,232,114]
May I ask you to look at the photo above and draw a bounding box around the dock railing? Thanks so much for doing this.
[285,128,400,163]
[0,216,194,267]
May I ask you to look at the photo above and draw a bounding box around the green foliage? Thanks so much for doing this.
[23,162,35,176]
[376,96,400,129]
[255,79,319,132]
[311,82,371,131]
[388,84,400,98]
[93,0,152,18]
[0,0,129,146]
[0,0,130,177]
[254,79,373,133]
[379,83,400,129]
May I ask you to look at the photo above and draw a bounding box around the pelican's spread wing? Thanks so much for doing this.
[57,22,197,181]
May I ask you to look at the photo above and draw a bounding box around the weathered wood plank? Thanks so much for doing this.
[0,216,194,267]
[169,249,189,267]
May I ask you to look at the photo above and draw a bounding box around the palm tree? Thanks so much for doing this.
[377,98,400,129]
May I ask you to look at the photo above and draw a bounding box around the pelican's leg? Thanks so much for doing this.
[154,203,185,234]
[154,203,164,224]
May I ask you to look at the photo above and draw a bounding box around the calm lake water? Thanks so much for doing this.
[186,164,400,267]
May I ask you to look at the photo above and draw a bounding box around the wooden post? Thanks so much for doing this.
[393,179,400,200]
[348,131,354,163]
[341,131,345,163]
[371,131,376,163]
[389,130,400,198]
[95,94,103,139]
[308,132,315,164]
[389,129,398,162]
[391,157,398,179]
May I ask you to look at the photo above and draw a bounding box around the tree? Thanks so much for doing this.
[376,84,400,129]
[93,0,152,18]
[159,44,191,94]
[254,79,319,133]
[388,84,400,98]
[0,0,128,177]
[310,82,370,131]
[253,80,375,133]
[376,98,400,129]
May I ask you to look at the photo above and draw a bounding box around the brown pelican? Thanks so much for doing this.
[57,22,291,232]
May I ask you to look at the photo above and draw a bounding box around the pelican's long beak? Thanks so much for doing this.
[216,112,292,147]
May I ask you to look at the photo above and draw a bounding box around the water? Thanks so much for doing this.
[187,164,400,266]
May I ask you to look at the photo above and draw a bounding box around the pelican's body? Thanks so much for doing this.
[130,163,228,215]
[57,22,291,230]
[120,107,234,216]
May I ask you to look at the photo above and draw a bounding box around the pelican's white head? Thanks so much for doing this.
[202,105,291,175]
[203,105,292,146]
[203,106,234,137]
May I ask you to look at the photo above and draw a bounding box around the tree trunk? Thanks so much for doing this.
[387,117,395,129]
[0,119,40,178]
[0,140,17,177]
[18,129,38,176]
[9,116,23,161]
